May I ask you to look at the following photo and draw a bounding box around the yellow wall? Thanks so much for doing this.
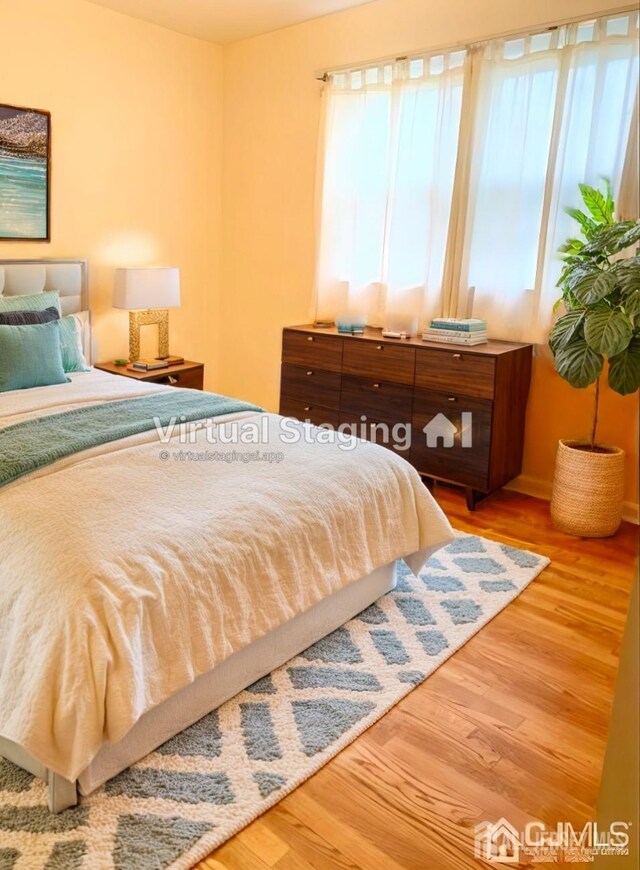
[0,0,223,384]
[221,0,639,515]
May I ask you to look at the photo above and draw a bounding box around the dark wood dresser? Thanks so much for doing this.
[279,325,532,509]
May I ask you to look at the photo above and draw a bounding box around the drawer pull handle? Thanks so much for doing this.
[373,383,380,389]
[376,345,384,350]
[307,336,314,341]
[304,406,311,411]
[452,353,462,359]
[447,396,457,402]
[306,370,314,376]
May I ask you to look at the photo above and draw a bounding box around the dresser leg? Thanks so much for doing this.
[465,488,497,510]
[465,488,482,511]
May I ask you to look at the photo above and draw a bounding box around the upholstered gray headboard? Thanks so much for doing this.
[0,258,90,361]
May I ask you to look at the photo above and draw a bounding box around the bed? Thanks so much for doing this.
[0,259,454,813]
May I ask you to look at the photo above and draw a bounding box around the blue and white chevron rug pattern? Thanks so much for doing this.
[0,533,549,870]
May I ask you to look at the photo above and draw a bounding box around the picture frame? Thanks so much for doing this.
[0,102,51,242]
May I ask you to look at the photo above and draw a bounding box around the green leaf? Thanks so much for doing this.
[613,221,640,253]
[608,337,640,395]
[564,206,598,239]
[584,308,633,355]
[554,339,604,388]
[572,269,617,305]
[557,263,578,291]
[614,257,640,294]
[550,309,586,352]
[623,291,640,319]
[604,177,614,220]
[558,237,585,255]
[579,183,613,225]
[582,221,640,256]
[563,264,593,291]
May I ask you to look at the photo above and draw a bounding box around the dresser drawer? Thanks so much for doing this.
[343,340,415,385]
[340,375,413,427]
[282,330,343,372]
[415,348,495,399]
[340,414,411,460]
[410,389,493,489]
[280,364,341,410]
[279,396,339,429]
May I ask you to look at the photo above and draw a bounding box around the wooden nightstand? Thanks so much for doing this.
[94,360,204,391]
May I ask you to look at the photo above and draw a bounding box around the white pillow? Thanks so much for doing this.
[69,311,91,368]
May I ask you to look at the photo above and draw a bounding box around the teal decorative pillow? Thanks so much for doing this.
[60,315,91,373]
[0,321,69,392]
[0,290,61,315]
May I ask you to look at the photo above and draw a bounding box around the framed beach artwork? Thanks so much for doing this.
[0,103,50,241]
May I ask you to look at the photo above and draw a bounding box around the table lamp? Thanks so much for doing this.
[113,267,180,361]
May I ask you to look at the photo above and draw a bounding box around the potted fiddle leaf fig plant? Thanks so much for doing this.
[549,180,639,537]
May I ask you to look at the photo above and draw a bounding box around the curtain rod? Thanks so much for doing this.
[314,3,638,80]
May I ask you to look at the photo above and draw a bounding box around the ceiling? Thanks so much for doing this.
[87,0,378,45]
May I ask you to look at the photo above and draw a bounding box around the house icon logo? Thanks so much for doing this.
[474,817,521,863]
[423,412,473,448]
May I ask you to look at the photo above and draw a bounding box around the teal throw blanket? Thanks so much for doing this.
[0,390,263,488]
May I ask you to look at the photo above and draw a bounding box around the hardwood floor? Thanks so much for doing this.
[197,488,637,870]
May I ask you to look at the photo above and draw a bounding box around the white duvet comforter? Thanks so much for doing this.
[0,371,453,782]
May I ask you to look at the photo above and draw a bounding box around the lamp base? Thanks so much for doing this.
[129,309,169,361]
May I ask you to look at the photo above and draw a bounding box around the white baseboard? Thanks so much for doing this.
[506,475,640,526]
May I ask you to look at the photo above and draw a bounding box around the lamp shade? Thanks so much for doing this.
[113,267,180,310]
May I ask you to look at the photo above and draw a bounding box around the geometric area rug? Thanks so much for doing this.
[0,533,549,870]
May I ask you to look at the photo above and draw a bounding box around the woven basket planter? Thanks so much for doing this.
[550,439,626,537]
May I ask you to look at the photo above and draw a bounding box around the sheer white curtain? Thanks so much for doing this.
[315,12,639,341]
[457,13,640,342]
[315,52,466,326]
[537,17,640,341]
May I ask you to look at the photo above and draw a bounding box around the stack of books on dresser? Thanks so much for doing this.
[422,318,488,346]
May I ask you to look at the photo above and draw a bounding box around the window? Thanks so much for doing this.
[315,12,639,342]
[315,50,466,327]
